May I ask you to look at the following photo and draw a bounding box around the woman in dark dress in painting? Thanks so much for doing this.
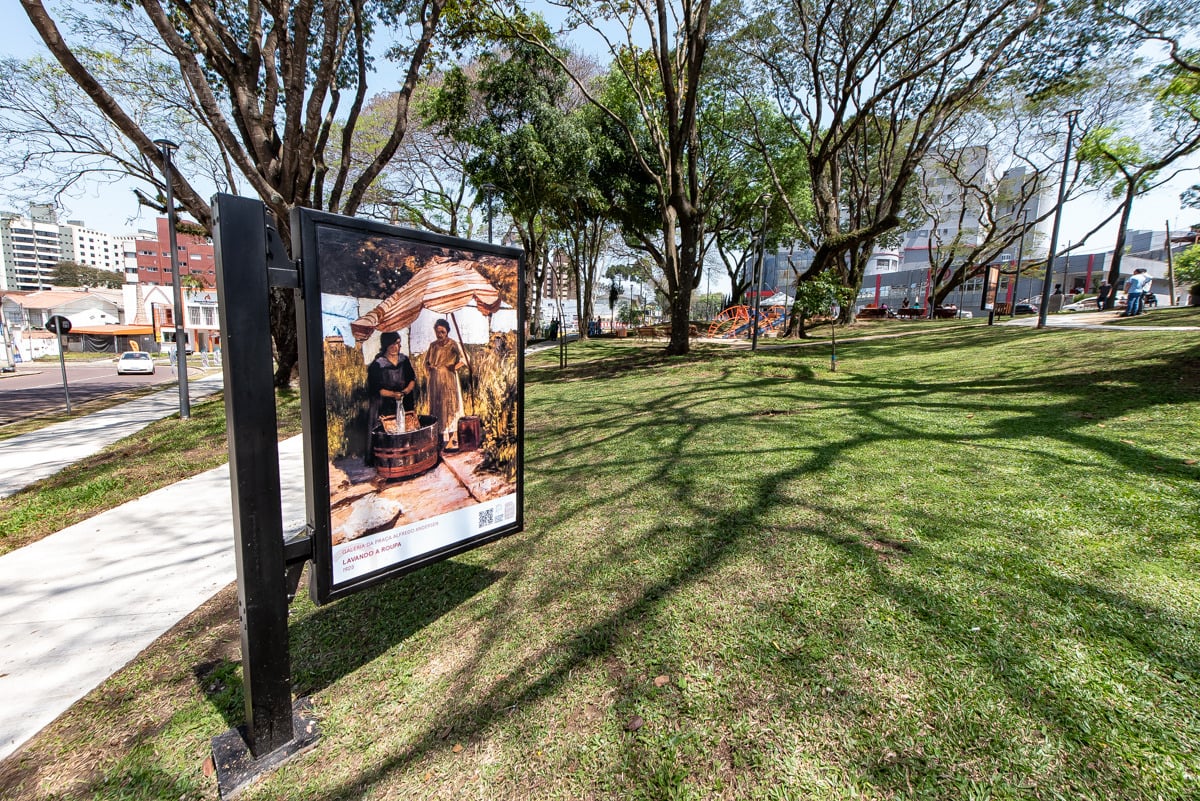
[365,331,416,465]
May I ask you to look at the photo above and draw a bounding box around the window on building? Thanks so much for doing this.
[188,307,201,326]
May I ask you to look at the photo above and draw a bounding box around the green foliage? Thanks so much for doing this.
[1174,244,1200,285]
[1078,127,1158,197]
[793,269,855,317]
[428,34,582,222]
[50,260,123,289]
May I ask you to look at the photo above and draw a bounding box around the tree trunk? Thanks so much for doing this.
[1104,183,1138,289]
[667,204,703,356]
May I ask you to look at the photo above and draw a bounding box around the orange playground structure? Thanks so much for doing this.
[706,304,789,338]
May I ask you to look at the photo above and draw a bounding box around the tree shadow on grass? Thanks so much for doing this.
[527,341,740,383]
[196,334,1197,798]
[288,559,503,697]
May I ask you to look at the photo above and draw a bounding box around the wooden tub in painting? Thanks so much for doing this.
[372,414,440,480]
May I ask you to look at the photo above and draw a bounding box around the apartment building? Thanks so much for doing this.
[0,205,132,291]
[0,205,63,291]
[134,217,216,288]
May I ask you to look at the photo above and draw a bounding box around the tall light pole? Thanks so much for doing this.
[481,183,497,244]
[1038,110,1081,329]
[155,138,190,419]
[1010,208,1029,318]
[752,193,771,352]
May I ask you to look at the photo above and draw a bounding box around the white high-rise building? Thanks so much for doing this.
[0,205,131,291]
[59,220,127,272]
[0,205,64,291]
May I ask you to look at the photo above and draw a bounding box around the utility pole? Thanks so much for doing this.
[1038,109,1081,329]
[155,139,190,419]
[1166,221,1177,306]
[751,194,771,352]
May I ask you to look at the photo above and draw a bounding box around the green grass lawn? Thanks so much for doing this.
[0,389,301,554]
[2,326,1197,800]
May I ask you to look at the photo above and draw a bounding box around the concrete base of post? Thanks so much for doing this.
[211,699,320,799]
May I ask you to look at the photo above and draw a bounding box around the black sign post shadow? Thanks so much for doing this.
[209,194,319,798]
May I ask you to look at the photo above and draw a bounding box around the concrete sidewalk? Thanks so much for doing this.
[1000,309,1200,331]
[0,372,224,499]
[0,434,307,761]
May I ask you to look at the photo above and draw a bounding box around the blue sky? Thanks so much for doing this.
[1,0,1196,252]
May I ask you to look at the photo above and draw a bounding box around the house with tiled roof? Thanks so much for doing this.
[0,287,123,330]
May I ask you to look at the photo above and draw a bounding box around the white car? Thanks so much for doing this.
[116,351,156,375]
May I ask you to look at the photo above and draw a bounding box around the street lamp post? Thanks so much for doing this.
[1038,110,1081,329]
[155,138,190,419]
[1011,208,1029,318]
[481,183,497,244]
[752,194,771,352]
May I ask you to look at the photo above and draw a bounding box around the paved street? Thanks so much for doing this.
[0,359,211,425]
[0,371,224,499]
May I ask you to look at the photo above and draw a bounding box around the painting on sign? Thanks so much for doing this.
[294,210,524,603]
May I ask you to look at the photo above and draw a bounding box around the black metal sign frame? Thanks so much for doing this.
[292,207,526,605]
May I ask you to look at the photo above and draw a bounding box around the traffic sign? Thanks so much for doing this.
[46,315,72,335]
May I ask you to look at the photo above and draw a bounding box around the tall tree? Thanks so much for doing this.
[700,82,810,307]
[729,0,1078,323]
[350,82,482,239]
[911,83,1109,308]
[1073,26,1200,289]
[426,33,585,333]
[546,105,621,339]
[499,0,714,356]
[18,0,450,386]
[1077,62,1200,288]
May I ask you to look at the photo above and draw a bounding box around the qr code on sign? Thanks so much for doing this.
[478,508,494,528]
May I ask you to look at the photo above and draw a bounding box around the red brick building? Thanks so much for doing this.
[134,217,216,288]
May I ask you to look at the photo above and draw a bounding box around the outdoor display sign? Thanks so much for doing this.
[292,208,525,604]
[981,265,1001,310]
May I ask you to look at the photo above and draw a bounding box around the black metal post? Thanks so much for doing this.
[155,139,191,418]
[1166,221,1177,306]
[829,299,838,372]
[751,195,770,352]
[1038,110,1081,329]
[55,328,71,413]
[1011,209,1029,318]
[212,194,294,757]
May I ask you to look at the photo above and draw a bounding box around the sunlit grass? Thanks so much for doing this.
[2,326,1197,801]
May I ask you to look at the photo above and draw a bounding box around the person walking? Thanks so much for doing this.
[1122,268,1151,317]
[1096,281,1111,310]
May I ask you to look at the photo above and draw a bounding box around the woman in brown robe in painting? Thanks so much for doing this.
[424,318,466,449]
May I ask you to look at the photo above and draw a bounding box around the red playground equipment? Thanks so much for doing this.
[706,304,788,338]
